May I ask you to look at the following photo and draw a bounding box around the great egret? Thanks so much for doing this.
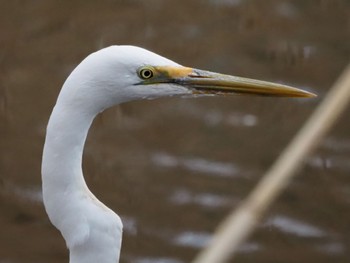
[41,45,315,263]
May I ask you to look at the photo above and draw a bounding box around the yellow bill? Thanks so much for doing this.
[139,65,316,98]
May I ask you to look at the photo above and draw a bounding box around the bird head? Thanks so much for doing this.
[58,45,315,112]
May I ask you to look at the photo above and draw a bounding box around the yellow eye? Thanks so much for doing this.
[138,66,154,80]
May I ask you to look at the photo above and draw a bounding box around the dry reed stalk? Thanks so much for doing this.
[192,64,350,263]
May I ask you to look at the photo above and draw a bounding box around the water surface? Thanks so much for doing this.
[0,1,349,262]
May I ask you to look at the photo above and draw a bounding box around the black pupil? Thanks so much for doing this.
[142,69,151,78]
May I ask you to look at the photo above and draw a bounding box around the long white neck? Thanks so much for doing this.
[42,102,93,193]
[42,94,123,263]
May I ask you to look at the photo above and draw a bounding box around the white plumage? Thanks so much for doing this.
[42,45,314,263]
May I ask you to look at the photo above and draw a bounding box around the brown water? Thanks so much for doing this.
[1,1,350,262]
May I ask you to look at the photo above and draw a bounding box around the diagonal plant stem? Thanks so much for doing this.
[192,64,350,263]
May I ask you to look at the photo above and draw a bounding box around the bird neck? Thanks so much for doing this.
[42,101,95,194]
[42,99,122,263]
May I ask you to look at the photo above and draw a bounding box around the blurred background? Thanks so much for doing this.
[0,0,350,262]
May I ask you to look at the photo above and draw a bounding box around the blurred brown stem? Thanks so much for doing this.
[192,63,350,263]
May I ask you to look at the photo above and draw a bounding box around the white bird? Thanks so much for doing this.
[41,45,315,263]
